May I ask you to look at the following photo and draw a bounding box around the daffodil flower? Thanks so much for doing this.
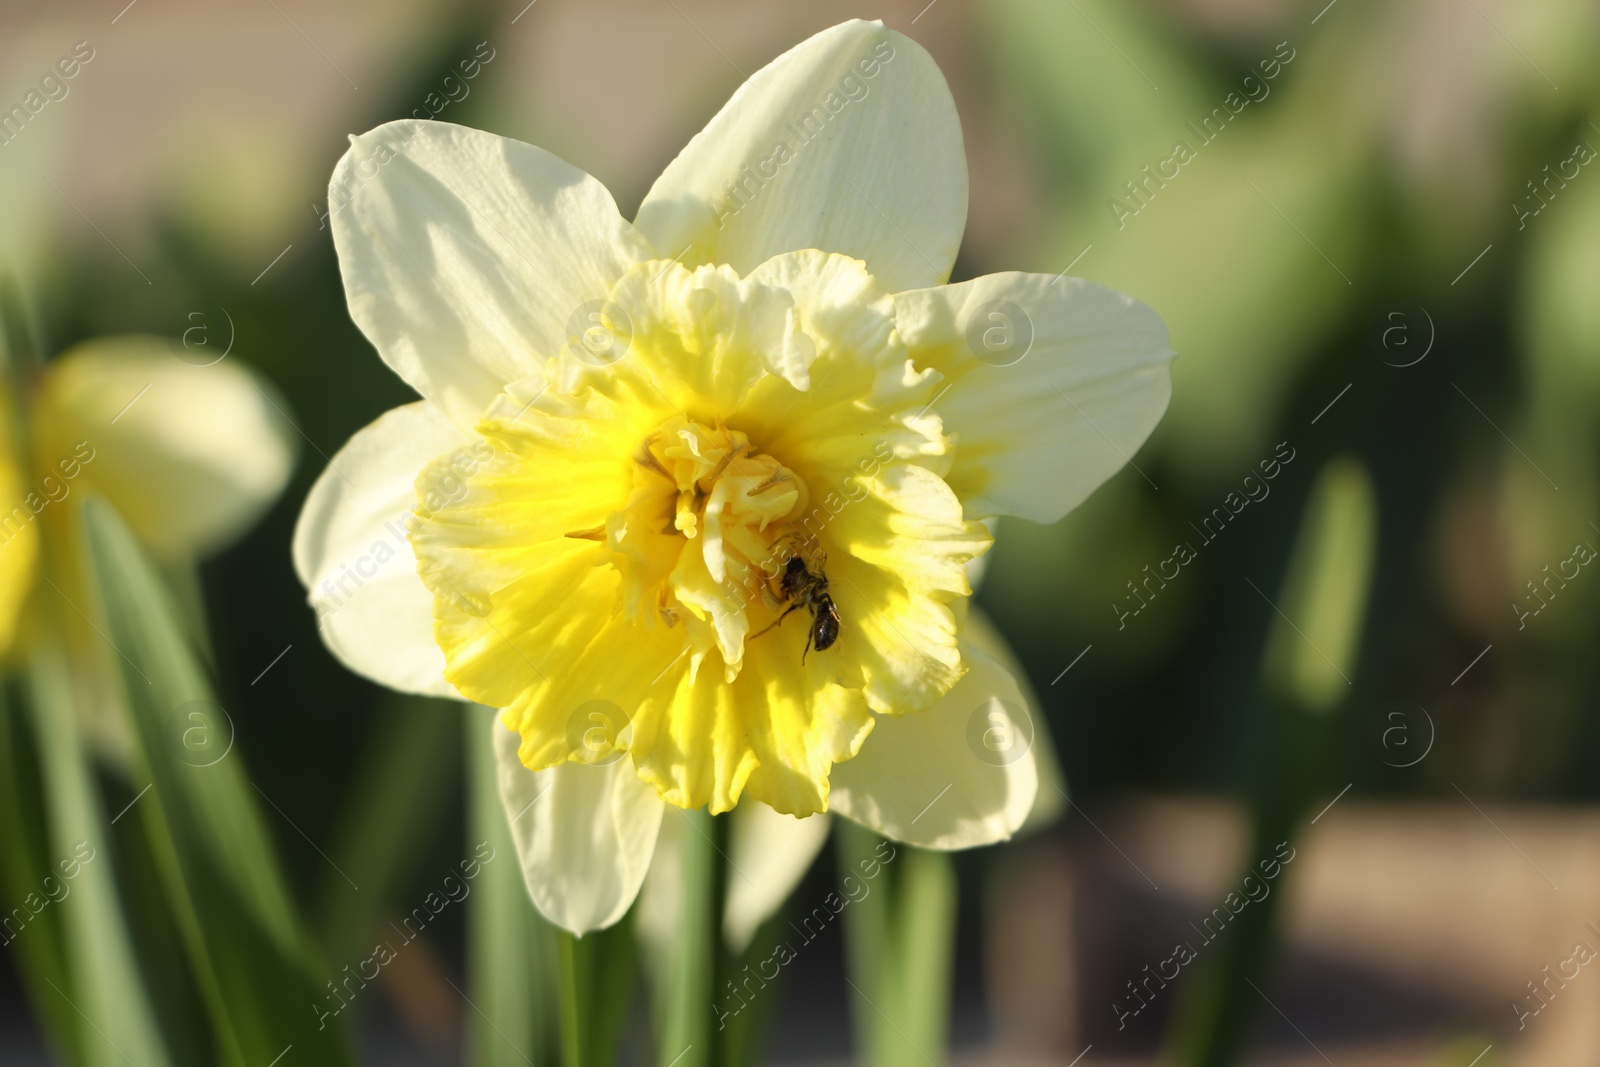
[2,337,294,749]
[294,20,1172,934]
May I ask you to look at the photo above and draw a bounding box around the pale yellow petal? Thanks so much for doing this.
[331,120,656,429]
[896,273,1174,523]
[494,722,663,935]
[593,259,812,406]
[635,21,966,293]
[830,623,1038,850]
[632,803,684,965]
[966,606,1064,833]
[292,401,464,698]
[724,803,831,952]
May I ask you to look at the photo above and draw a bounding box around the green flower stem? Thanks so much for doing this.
[839,822,956,1067]
[838,819,890,1012]
[1169,458,1376,1067]
[558,931,587,1067]
[895,847,957,1067]
[661,808,726,1067]
[466,706,557,1067]
[718,907,790,1067]
[1166,701,1326,1067]
[556,895,638,1067]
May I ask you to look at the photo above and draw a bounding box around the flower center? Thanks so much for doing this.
[574,415,809,678]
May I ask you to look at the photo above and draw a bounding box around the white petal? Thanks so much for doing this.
[331,120,656,429]
[830,622,1038,850]
[291,401,463,698]
[965,606,1065,833]
[494,724,664,935]
[632,806,683,965]
[723,804,831,953]
[36,337,295,559]
[635,20,967,294]
[896,273,1174,523]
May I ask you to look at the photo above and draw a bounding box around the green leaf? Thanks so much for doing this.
[21,638,173,1067]
[465,704,559,1067]
[0,681,80,1062]
[1261,456,1378,713]
[1168,458,1378,1067]
[79,497,354,1067]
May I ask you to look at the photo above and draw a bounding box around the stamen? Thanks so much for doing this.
[564,525,607,541]
[746,470,792,496]
[634,440,672,481]
[675,491,699,537]
[699,443,746,488]
[608,418,808,671]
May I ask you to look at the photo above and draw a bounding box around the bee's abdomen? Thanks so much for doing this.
[812,598,841,651]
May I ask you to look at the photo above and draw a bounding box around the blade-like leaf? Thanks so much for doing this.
[0,682,80,1062]
[22,638,172,1067]
[80,496,354,1067]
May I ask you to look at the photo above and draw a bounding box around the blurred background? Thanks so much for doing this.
[2,0,1598,1064]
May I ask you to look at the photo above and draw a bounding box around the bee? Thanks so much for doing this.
[750,550,841,663]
